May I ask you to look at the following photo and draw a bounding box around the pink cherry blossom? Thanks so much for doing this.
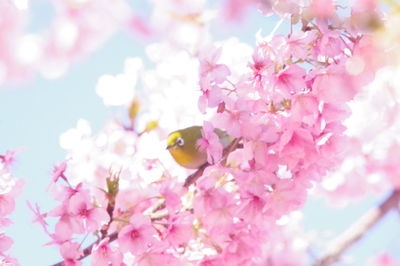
[199,46,231,86]
[273,0,303,17]
[198,46,232,112]
[197,121,223,164]
[91,237,123,266]
[51,161,68,184]
[68,191,110,233]
[0,233,13,256]
[60,242,83,266]
[204,223,265,265]
[27,202,49,236]
[135,250,183,266]
[263,179,309,218]
[249,47,272,90]
[312,62,358,103]
[199,256,226,266]
[286,31,317,60]
[159,179,183,212]
[164,212,194,248]
[212,109,242,138]
[314,24,345,58]
[193,183,236,229]
[198,84,224,112]
[270,64,307,97]
[0,150,21,168]
[52,215,75,242]
[311,0,335,18]
[236,186,267,222]
[115,187,157,215]
[290,94,320,126]
[49,183,83,203]
[0,194,15,218]
[222,0,260,21]
[117,214,157,255]
[0,256,19,266]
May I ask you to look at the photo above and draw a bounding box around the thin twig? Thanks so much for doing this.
[313,189,400,266]
[183,162,209,188]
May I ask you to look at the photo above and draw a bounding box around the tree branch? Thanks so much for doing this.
[183,162,209,188]
[313,189,400,266]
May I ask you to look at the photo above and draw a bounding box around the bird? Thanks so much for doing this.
[166,126,232,169]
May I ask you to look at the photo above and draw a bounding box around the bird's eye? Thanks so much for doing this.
[176,137,184,147]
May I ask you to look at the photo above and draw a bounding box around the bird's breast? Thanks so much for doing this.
[169,147,207,169]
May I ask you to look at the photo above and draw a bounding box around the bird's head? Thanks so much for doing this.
[166,131,185,150]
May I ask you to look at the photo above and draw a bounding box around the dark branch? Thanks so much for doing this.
[183,162,209,187]
[313,189,400,266]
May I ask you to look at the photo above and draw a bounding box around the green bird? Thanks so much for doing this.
[166,126,231,169]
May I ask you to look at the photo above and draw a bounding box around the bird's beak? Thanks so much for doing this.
[166,144,175,150]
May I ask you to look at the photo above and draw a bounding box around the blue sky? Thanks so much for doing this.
[0,1,399,265]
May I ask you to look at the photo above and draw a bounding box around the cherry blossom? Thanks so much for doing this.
[68,190,110,233]
[117,214,158,255]
[197,122,223,164]
[60,241,83,266]
[91,237,123,266]
[0,233,13,257]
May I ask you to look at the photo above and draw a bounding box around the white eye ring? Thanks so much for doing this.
[176,137,184,147]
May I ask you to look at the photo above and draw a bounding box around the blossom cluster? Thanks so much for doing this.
[314,2,400,205]
[317,66,400,205]
[190,0,384,264]
[0,151,23,265]
[26,0,397,265]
